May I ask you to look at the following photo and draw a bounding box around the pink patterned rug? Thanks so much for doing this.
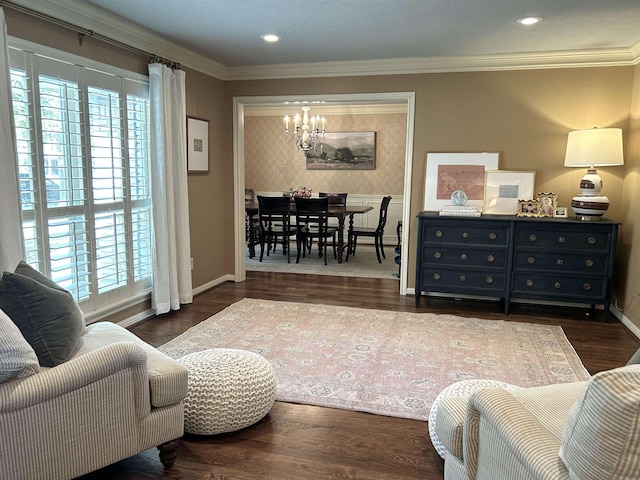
[159,298,590,421]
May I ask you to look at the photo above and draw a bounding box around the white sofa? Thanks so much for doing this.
[0,321,188,479]
[434,365,640,480]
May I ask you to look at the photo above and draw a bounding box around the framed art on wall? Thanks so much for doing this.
[483,170,536,215]
[306,131,376,170]
[423,152,500,211]
[187,116,209,174]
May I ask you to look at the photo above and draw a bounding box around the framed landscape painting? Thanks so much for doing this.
[306,132,376,170]
[423,152,500,211]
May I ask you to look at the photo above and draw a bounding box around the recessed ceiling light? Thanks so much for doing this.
[260,34,280,43]
[516,16,544,26]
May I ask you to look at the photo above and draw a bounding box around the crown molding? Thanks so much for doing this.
[226,49,637,80]
[8,0,640,81]
[632,39,640,65]
[6,0,227,79]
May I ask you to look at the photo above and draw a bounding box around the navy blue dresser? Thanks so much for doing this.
[415,213,619,319]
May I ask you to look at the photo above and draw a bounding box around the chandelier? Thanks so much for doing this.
[284,104,326,154]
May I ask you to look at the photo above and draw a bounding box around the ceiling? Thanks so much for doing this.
[13,1,640,79]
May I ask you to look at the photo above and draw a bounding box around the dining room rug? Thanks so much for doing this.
[159,298,590,421]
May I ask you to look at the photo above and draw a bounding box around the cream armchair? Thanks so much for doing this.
[435,365,640,480]
[0,322,188,480]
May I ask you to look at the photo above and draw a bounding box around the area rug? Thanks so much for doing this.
[159,298,590,421]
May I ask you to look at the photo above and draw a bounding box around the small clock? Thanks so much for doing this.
[450,190,468,206]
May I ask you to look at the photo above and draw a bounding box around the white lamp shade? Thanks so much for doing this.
[564,128,624,167]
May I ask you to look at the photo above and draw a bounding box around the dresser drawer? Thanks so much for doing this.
[421,267,506,293]
[422,245,508,268]
[515,227,611,252]
[512,272,607,301]
[513,251,609,275]
[422,221,509,246]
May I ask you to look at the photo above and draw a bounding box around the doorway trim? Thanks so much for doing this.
[233,92,415,295]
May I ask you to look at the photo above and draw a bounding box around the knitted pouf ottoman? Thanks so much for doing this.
[177,348,276,435]
[428,379,522,458]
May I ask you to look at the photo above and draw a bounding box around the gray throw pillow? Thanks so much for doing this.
[0,262,85,367]
[0,308,40,382]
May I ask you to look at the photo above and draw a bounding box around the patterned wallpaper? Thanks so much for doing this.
[245,113,407,195]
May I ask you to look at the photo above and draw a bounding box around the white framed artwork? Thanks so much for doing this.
[484,170,536,215]
[423,152,500,211]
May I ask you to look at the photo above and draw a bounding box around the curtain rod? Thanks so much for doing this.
[0,0,180,69]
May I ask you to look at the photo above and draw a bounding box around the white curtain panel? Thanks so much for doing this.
[0,9,23,273]
[149,63,193,314]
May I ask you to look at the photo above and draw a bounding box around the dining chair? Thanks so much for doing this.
[346,195,392,263]
[318,192,348,258]
[294,196,338,265]
[257,195,297,263]
[245,188,260,258]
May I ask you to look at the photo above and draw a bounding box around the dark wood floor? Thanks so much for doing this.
[79,271,640,480]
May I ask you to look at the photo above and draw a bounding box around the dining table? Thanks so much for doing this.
[245,200,373,263]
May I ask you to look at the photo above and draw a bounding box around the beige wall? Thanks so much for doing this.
[245,113,406,195]
[619,64,640,326]
[226,69,633,309]
[6,10,640,329]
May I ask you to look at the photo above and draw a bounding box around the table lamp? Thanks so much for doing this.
[563,127,624,221]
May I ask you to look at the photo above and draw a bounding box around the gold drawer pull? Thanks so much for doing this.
[526,279,534,287]
[485,276,494,284]
[583,283,592,291]
[487,254,495,263]
[434,251,442,259]
[433,273,441,280]
[554,282,562,289]
[585,259,594,267]
[489,233,497,240]
[435,230,443,238]
[529,234,537,242]
[459,275,466,282]
[558,236,566,244]
[461,254,467,260]
[588,236,597,245]
[557,259,564,266]
[527,256,535,264]
[462,232,469,239]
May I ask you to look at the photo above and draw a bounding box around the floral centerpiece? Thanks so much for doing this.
[290,186,313,198]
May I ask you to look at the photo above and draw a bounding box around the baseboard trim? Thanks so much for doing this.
[193,274,235,296]
[610,308,640,341]
[117,308,155,329]
[118,274,234,328]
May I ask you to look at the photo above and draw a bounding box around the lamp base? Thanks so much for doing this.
[570,195,609,221]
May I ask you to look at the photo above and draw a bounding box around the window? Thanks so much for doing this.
[9,41,152,314]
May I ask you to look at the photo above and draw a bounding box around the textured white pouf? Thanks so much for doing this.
[177,348,276,435]
[428,379,522,459]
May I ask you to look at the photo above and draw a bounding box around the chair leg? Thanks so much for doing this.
[351,234,358,257]
[296,236,302,263]
[379,234,386,259]
[286,236,291,263]
[323,238,328,265]
[259,236,265,262]
[374,236,382,263]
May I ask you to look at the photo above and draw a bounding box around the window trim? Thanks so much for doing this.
[9,36,153,317]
